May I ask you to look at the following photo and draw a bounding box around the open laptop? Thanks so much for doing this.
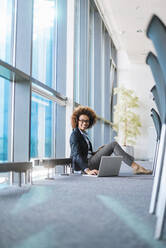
[83,156,122,177]
[97,156,122,177]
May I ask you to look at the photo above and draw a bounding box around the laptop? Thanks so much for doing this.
[82,156,122,177]
[97,156,122,177]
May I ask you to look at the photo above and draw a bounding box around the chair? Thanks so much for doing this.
[150,86,161,117]
[147,52,166,121]
[147,15,166,239]
[151,109,161,142]
[147,15,166,85]
[150,108,161,175]
[149,86,166,219]
[146,53,166,216]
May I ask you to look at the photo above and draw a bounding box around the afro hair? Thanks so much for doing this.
[71,106,97,129]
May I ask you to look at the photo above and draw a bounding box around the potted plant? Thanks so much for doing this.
[112,86,141,156]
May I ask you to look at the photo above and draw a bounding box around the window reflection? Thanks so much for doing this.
[32,0,57,88]
[0,0,13,162]
[31,93,54,158]
[88,4,94,108]
[74,0,80,102]
[0,78,11,162]
[0,0,14,63]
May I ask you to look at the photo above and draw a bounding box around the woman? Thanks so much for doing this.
[70,106,152,175]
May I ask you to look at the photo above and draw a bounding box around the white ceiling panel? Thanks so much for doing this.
[95,0,166,63]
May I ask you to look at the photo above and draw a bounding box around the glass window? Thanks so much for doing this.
[74,0,80,102]
[0,78,12,162]
[88,4,94,107]
[0,0,14,161]
[32,0,57,88]
[0,0,14,63]
[30,92,54,158]
[110,64,117,122]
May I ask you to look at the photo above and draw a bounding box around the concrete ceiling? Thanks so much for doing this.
[95,0,166,64]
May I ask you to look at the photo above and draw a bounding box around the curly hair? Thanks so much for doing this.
[71,106,97,129]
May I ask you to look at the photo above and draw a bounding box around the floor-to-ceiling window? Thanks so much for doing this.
[74,0,117,148]
[0,78,12,162]
[31,0,57,158]
[74,0,80,102]
[32,0,57,87]
[0,0,118,182]
[110,60,117,122]
[88,3,94,108]
[0,0,15,162]
[110,41,117,139]
[0,0,14,63]
[31,92,54,158]
[74,0,89,106]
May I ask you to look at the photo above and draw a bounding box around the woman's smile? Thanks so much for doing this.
[78,114,90,131]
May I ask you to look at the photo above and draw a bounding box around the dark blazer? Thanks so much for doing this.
[70,127,93,171]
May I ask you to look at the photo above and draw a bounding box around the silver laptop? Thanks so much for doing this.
[97,156,122,177]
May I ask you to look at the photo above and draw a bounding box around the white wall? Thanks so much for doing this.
[117,50,157,160]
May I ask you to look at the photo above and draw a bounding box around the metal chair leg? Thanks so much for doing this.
[10,171,14,185]
[18,172,22,187]
[25,171,28,184]
[30,168,33,185]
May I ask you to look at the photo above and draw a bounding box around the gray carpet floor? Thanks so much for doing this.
[0,161,166,248]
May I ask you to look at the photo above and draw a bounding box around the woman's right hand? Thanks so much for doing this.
[92,145,105,155]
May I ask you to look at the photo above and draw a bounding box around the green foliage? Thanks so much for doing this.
[113,86,141,146]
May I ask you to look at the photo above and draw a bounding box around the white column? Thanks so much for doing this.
[65,0,75,157]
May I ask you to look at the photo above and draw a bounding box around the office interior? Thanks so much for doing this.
[0,0,166,247]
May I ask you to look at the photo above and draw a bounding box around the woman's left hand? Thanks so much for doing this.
[86,169,99,175]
